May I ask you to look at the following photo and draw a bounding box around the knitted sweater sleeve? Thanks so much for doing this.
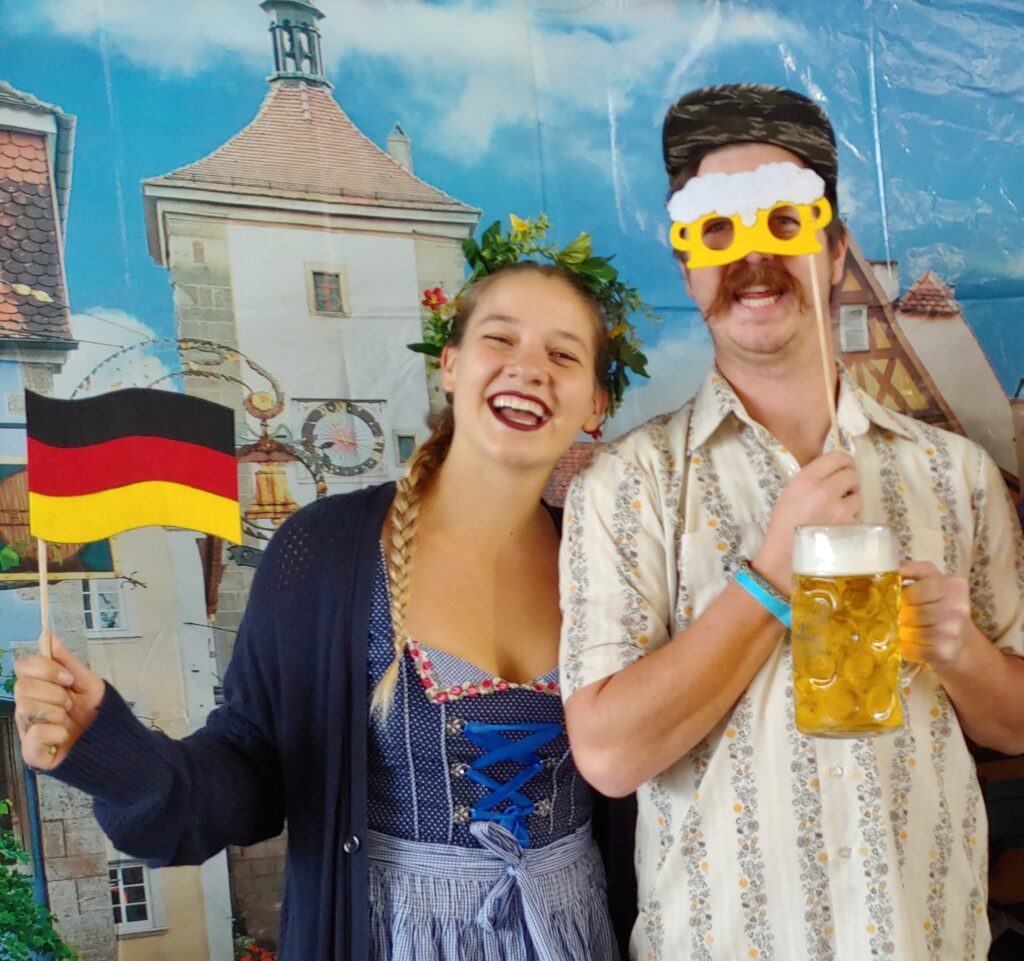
[52,504,321,866]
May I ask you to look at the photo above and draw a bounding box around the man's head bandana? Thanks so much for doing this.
[667,161,833,268]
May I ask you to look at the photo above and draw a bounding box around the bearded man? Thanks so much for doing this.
[560,83,1024,961]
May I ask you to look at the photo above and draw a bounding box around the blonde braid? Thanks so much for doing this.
[370,408,454,718]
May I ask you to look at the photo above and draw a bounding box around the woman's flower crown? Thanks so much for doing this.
[408,214,651,416]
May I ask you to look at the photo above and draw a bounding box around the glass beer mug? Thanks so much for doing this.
[791,525,903,737]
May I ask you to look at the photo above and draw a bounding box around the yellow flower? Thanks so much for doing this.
[509,213,530,233]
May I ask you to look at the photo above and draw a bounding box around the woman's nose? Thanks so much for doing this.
[506,345,546,382]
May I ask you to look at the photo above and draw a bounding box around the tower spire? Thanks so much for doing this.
[260,0,330,88]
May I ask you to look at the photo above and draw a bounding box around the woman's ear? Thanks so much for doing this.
[583,386,609,435]
[440,344,458,394]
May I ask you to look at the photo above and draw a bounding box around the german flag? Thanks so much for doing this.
[25,389,241,544]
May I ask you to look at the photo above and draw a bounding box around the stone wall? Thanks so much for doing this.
[40,782,116,961]
[15,579,118,961]
[226,833,288,948]
[164,214,253,674]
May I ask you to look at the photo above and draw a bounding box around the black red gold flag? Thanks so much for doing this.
[25,389,241,544]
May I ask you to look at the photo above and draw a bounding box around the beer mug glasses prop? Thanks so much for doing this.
[791,525,903,737]
[669,198,833,269]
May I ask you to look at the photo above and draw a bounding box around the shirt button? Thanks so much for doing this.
[829,765,844,779]
[838,846,852,859]
[342,835,361,854]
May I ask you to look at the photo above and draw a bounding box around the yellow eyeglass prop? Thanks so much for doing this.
[670,197,833,269]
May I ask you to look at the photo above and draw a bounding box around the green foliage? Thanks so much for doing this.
[0,799,77,961]
[0,546,20,572]
[409,213,653,416]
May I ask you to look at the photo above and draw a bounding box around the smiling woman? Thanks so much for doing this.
[372,260,610,714]
[357,259,619,959]
[12,234,647,960]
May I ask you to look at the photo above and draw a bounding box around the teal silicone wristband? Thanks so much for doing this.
[733,563,792,629]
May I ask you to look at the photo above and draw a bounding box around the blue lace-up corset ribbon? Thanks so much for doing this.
[460,721,563,847]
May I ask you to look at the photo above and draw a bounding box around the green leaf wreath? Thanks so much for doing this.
[409,214,652,416]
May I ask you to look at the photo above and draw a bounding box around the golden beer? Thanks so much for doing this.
[791,526,902,737]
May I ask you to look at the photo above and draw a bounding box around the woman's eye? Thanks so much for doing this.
[551,350,579,364]
[484,334,512,345]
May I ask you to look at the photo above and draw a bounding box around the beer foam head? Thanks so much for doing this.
[666,162,825,227]
[792,525,899,576]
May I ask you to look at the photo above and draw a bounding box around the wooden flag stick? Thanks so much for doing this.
[809,258,842,450]
[37,537,52,658]
[37,539,58,758]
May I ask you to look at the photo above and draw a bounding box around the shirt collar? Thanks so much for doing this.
[688,363,917,453]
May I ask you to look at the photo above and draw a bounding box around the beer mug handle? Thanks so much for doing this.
[808,196,833,232]
[902,661,923,682]
[670,221,693,257]
[899,571,922,683]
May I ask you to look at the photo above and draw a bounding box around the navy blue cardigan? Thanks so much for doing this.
[54,483,636,959]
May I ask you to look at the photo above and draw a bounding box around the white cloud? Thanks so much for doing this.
[53,308,174,397]
[901,243,969,283]
[605,318,713,438]
[1007,250,1024,280]
[33,0,266,74]
[30,0,805,158]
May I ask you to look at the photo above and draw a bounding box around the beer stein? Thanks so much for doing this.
[791,525,903,738]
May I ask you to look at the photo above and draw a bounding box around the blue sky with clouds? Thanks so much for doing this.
[3,0,1022,423]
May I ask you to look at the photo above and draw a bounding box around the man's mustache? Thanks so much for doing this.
[705,261,810,320]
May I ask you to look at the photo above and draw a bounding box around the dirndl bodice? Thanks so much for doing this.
[365,550,618,960]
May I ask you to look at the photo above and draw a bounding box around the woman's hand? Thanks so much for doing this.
[13,632,106,770]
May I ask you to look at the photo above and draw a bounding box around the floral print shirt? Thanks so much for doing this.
[560,366,1024,961]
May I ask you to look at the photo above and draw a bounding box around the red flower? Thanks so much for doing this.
[421,287,448,309]
[243,947,276,961]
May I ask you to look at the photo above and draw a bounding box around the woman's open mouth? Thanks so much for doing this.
[488,392,552,431]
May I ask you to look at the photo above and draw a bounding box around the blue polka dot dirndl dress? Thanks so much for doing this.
[365,552,619,960]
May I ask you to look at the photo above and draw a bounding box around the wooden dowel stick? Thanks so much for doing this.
[809,258,842,450]
[37,537,52,658]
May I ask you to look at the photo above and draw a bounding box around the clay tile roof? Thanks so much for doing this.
[0,81,75,230]
[543,441,602,508]
[147,82,476,213]
[897,271,961,317]
[0,129,71,343]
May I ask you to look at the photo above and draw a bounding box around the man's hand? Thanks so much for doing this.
[13,632,106,770]
[899,560,973,671]
[753,451,861,591]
